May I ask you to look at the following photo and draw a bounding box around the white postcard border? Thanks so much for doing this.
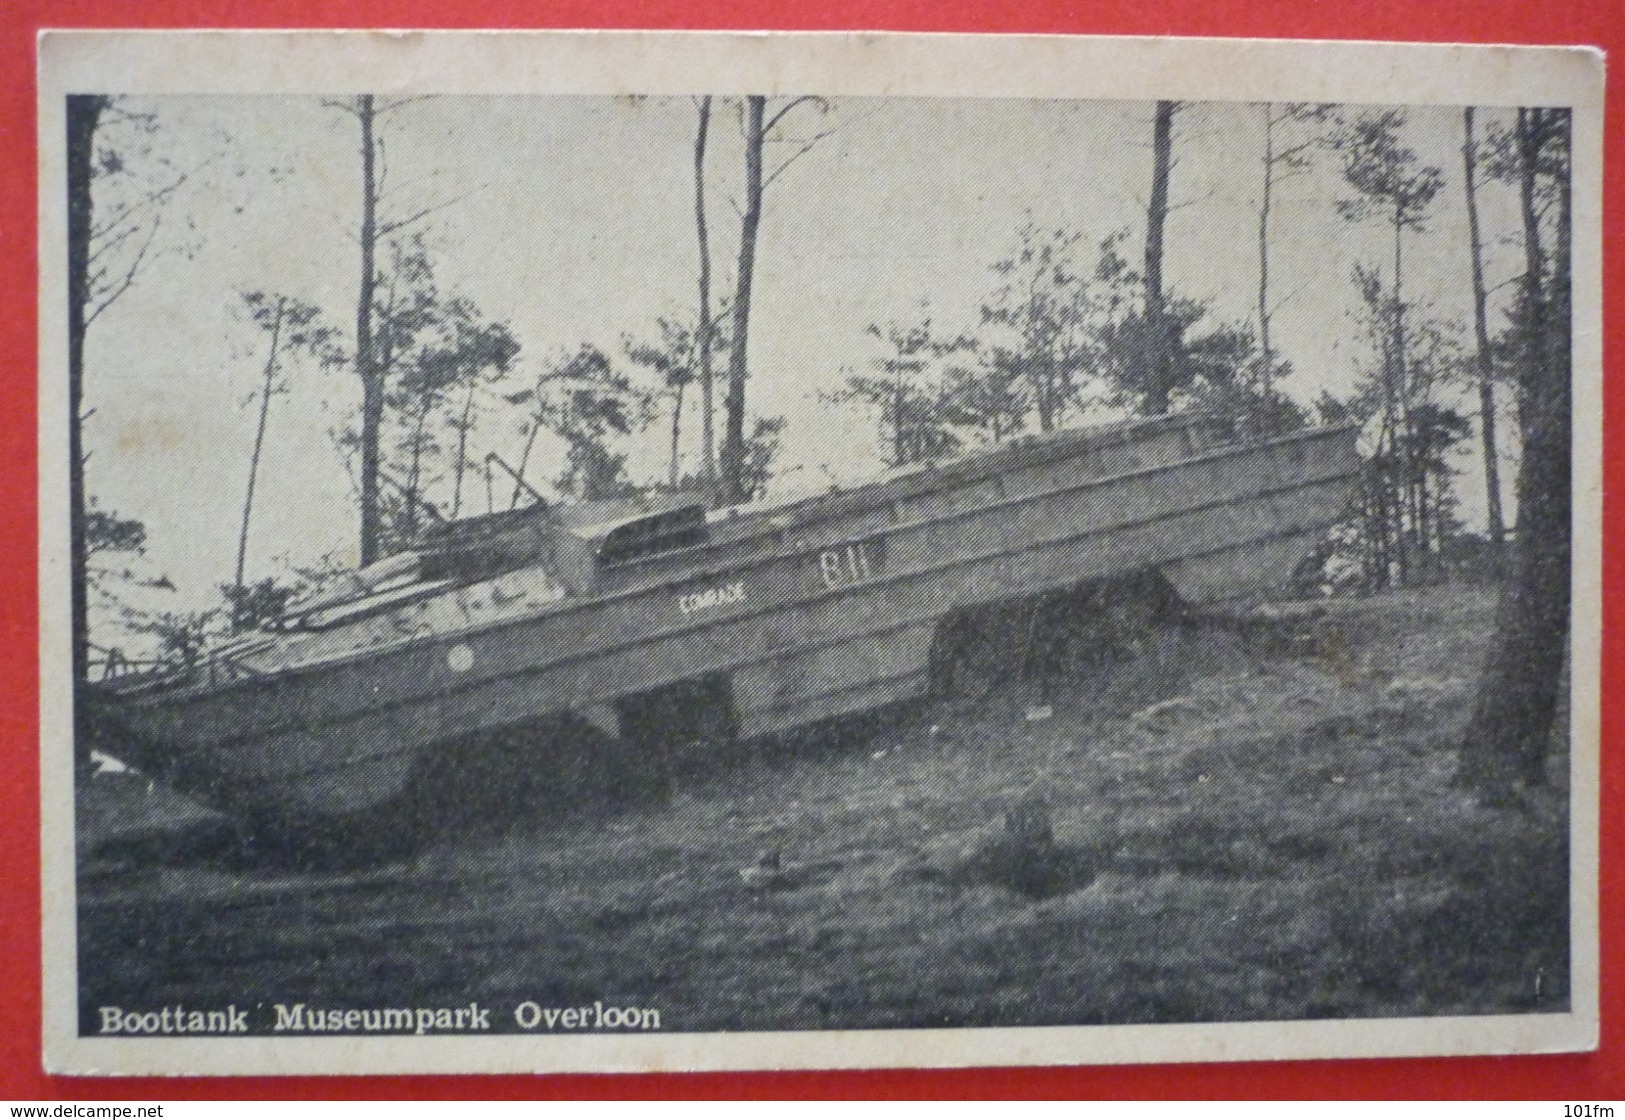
[38,28,1603,1076]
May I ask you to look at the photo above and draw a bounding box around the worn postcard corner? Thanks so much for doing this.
[38,29,1602,1076]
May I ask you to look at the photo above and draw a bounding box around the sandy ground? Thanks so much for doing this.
[75,583,1569,1033]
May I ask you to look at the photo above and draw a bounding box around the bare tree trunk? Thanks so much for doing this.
[67,95,105,693]
[451,374,476,518]
[893,359,907,465]
[1460,108,1571,791]
[1143,100,1176,415]
[1389,206,1415,583]
[402,389,434,540]
[1376,453,1398,587]
[1462,107,1506,554]
[355,95,384,567]
[722,95,765,504]
[694,96,716,490]
[1369,479,1389,588]
[1025,273,1055,434]
[1257,105,1275,396]
[1417,468,1432,574]
[1368,470,1394,589]
[669,378,685,488]
[234,295,286,615]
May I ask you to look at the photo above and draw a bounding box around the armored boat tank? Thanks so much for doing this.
[85,411,1361,822]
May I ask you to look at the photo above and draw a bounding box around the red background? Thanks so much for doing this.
[1,0,1616,1100]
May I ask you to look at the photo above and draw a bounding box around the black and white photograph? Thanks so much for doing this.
[40,32,1601,1074]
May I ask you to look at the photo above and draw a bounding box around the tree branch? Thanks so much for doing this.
[762,95,825,138]
[375,94,437,117]
[763,127,837,191]
[86,212,163,326]
[89,162,194,245]
[377,190,477,237]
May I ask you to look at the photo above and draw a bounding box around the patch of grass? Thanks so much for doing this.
[77,583,1570,1032]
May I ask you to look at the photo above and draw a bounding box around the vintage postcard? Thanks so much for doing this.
[38,31,1602,1075]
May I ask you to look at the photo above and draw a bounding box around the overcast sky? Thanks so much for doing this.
[79,94,1532,625]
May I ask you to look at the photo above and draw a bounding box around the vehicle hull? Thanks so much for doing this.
[87,417,1361,819]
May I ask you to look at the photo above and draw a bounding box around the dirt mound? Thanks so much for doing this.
[908,799,1100,899]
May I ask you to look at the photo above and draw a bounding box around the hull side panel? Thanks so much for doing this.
[125,431,1356,746]
[152,470,1355,813]
[732,622,938,738]
[99,425,1362,817]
